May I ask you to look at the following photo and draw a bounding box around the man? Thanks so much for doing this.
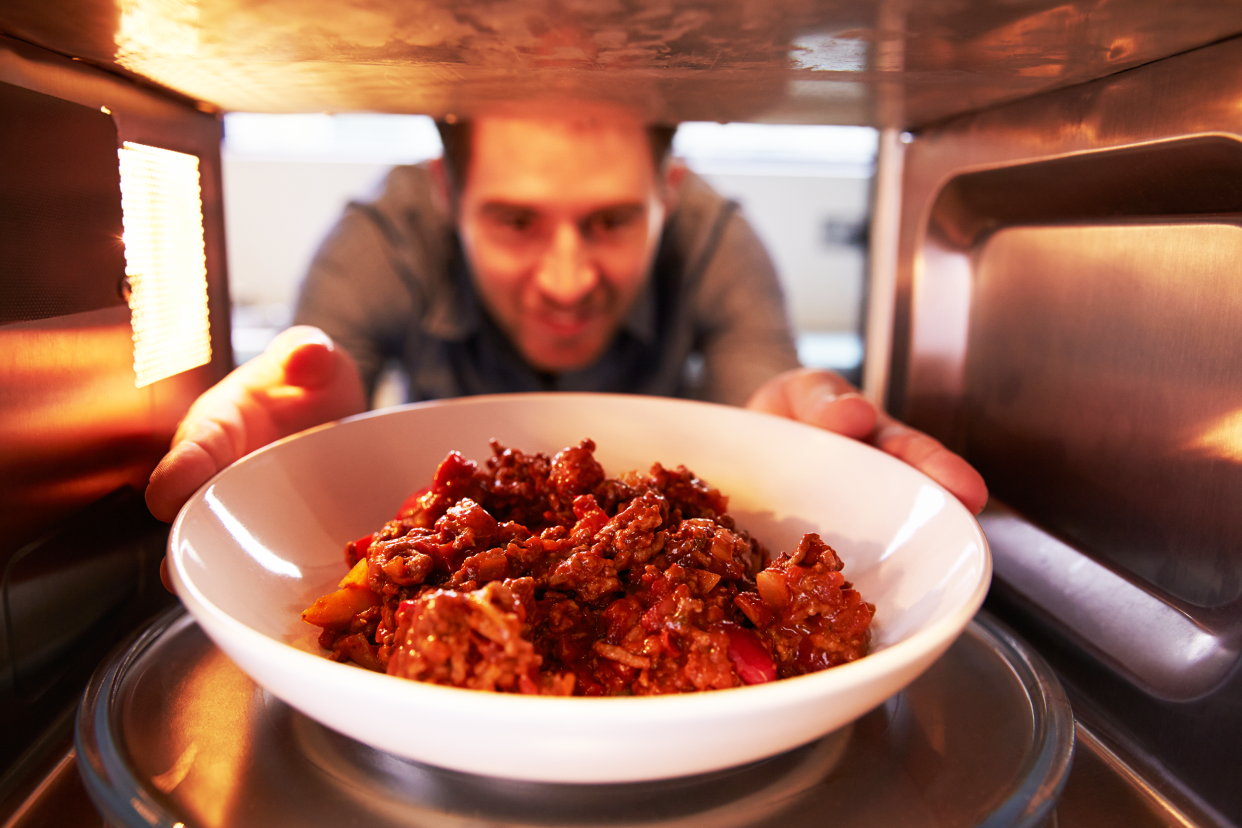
[144,103,986,523]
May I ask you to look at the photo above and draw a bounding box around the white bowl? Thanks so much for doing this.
[169,393,990,783]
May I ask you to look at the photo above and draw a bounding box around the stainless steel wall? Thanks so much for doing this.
[0,34,231,797]
[887,36,1242,826]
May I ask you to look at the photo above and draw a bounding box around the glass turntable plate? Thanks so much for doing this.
[76,607,1073,828]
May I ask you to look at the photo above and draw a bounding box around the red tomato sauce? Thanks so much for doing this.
[305,440,874,696]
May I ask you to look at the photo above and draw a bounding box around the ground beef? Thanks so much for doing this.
[304,439,874,696]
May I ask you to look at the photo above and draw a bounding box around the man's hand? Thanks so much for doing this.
[746,367,988,515]
[145,326,367,523]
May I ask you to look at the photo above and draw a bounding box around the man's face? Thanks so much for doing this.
[455,113,672,373]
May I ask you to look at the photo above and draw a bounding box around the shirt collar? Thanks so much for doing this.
[620,272,658,345]
[420,235,482,341]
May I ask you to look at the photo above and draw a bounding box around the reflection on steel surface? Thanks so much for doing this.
[903,138,1242,609]
[966,222,1242,608]
[2,0,1242,125]
[981,502,1240,702]
[1057,723,1221,828]
[861,127,905,404]
[892,37,1242,822]
[0,309,167,550]
[1184,408,1242,463]
[4,489,144,702]
[906,133,1242,446]
[0,81,126,326]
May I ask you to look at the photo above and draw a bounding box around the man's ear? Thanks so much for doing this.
[661,159,688,214]
[427,156,454,216]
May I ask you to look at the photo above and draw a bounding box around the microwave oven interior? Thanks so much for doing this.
[3,1,1242,826]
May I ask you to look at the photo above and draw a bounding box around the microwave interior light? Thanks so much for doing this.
[118,141,211,388]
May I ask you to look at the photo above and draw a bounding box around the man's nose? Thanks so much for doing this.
[534,221,598,305]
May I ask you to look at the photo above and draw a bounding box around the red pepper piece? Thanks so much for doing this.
[720,622,776,685]
[344,532,376,567]
[396,486,432,519]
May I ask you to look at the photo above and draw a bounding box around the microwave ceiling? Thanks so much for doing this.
[2,0,1241,128]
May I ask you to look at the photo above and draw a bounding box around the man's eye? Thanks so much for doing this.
[584,208,641,236]
[499,211,537,232]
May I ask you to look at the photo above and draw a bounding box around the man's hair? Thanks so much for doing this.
[435,119,678,196]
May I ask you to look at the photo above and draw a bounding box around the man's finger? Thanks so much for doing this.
[146,440,224,522]
[278,327,339,389]
[748,368,877,439]
[873,416,989,514]
[790,388,876,439]
[160,556,174,593]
